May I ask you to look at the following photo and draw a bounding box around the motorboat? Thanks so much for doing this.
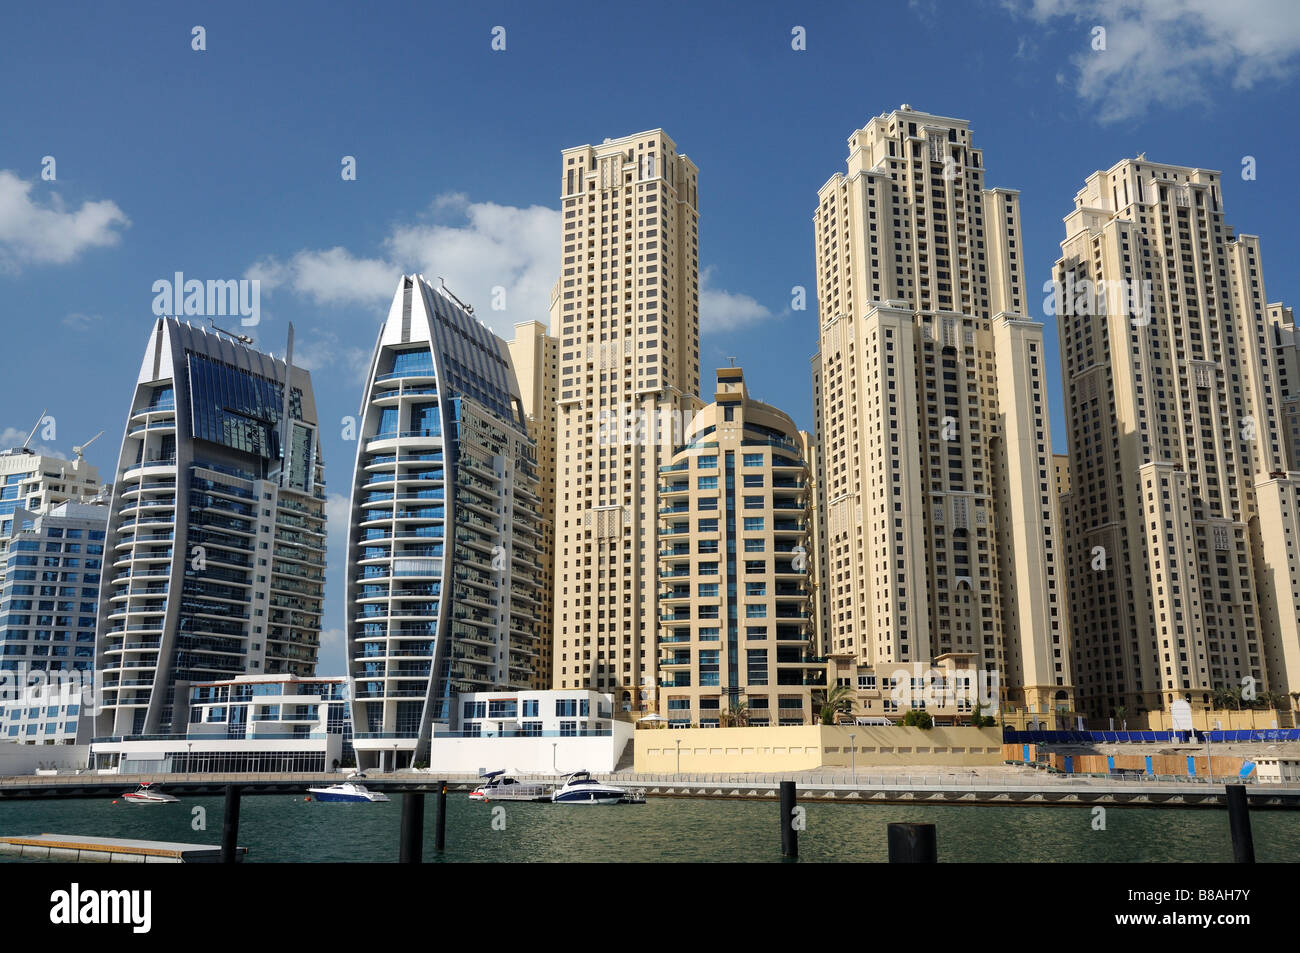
[469,770,550,802]
[550,770,629,805]
[306,781,390,803]
[121,782,179,804]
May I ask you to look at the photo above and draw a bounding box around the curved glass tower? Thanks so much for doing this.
[347,275,543,770]
[94,318,326,742]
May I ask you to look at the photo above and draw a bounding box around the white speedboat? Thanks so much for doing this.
[550,770,627,805]
[121,782,179,804]
[307,781,390,803]
[469,770,550,802]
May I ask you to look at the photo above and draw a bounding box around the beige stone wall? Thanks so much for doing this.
[633,725,1004,773]
[1127,708,1293,731]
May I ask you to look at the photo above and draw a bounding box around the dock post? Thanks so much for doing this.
[888,822,937,863]
[434,780,447,852]
[779,780,797,859]
[399,791,425,863]
[1225,784,1255,863]
[221,784,241,864]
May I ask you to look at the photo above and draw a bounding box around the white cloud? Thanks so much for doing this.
[248,246,395,306]
[1007,0,1300,121]
[245,194,562,373]
[384,194,561,340]
[700,265,777,333]
[62,312,102,330]
[248,193,777,369]
[324,491,350,554]
[0,171,129,270]
[0,426,65,459]
[291,329,371,385]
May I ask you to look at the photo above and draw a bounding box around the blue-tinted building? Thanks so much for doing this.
[93,318,327,742]
[346,275,544,770]
[0,500,107,744]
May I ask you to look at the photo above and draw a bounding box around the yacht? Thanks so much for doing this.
[307,778,390,803]
[469,770,550,802]
[550,770,629,805]
[121,782,179,804]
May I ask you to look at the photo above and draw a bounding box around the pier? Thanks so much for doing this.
[2,770,1299,808]
[0,833,247,863]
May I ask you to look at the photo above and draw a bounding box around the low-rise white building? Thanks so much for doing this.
[429,690,633,775]
[91,674,351,773]
[1254,757,1300,782]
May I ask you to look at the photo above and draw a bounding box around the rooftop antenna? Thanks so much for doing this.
[21,408,48,451]
[437,277,475,316]
[208,319,254,345]
[73,430,104,465]
[726,356,737,367]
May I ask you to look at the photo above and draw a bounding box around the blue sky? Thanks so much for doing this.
[3,0,1299,673]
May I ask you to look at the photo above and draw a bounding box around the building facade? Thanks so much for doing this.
[552,129,702,717]
[345,275,544,771]
[0,447,101,591]
[812,106,1073,723]
[1056,158,1300,720]
[506,320,559,688]
[0,501,107,681]
[657,367,822,727]
[457,688,613,736]
[93,318,327,740]
[91,674,349,773]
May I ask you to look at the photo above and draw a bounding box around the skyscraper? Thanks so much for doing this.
[812,106,1072,722]
[1056,158,1300,720]
[93,318,326,739]
[657,367,821,726]
[506,319,559,688]
[345,275,543,770]
[552,129,701,716]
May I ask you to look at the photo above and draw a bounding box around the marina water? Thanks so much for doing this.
[1,796,1296,862]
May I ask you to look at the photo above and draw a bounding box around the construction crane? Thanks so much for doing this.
[73,430,104,464]
[20,408,48,451]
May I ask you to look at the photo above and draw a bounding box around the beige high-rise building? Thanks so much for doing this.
[552,129,702,716]
[812,106,1073,722]
[507,320,559,688]
[1056,157,1300,720]
[657,367,821,726]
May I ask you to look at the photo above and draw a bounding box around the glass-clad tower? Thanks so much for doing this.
[93,318,326,741]
[346,275,543,771]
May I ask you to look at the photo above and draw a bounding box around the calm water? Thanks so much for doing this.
[1,794,1297,862]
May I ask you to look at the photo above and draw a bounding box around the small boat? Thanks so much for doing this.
[121,782,179,804]
[306,781,390,803]
[469,770,550,802]
[551,770,628,805]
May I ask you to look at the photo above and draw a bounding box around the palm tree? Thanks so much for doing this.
[1115,705,1127,729]
[812,685,855,725]
[719,703,750,728]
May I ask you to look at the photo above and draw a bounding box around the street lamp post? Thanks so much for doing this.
[675,738,681,776]
[552,742,557,773]
[849,732,856,779]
